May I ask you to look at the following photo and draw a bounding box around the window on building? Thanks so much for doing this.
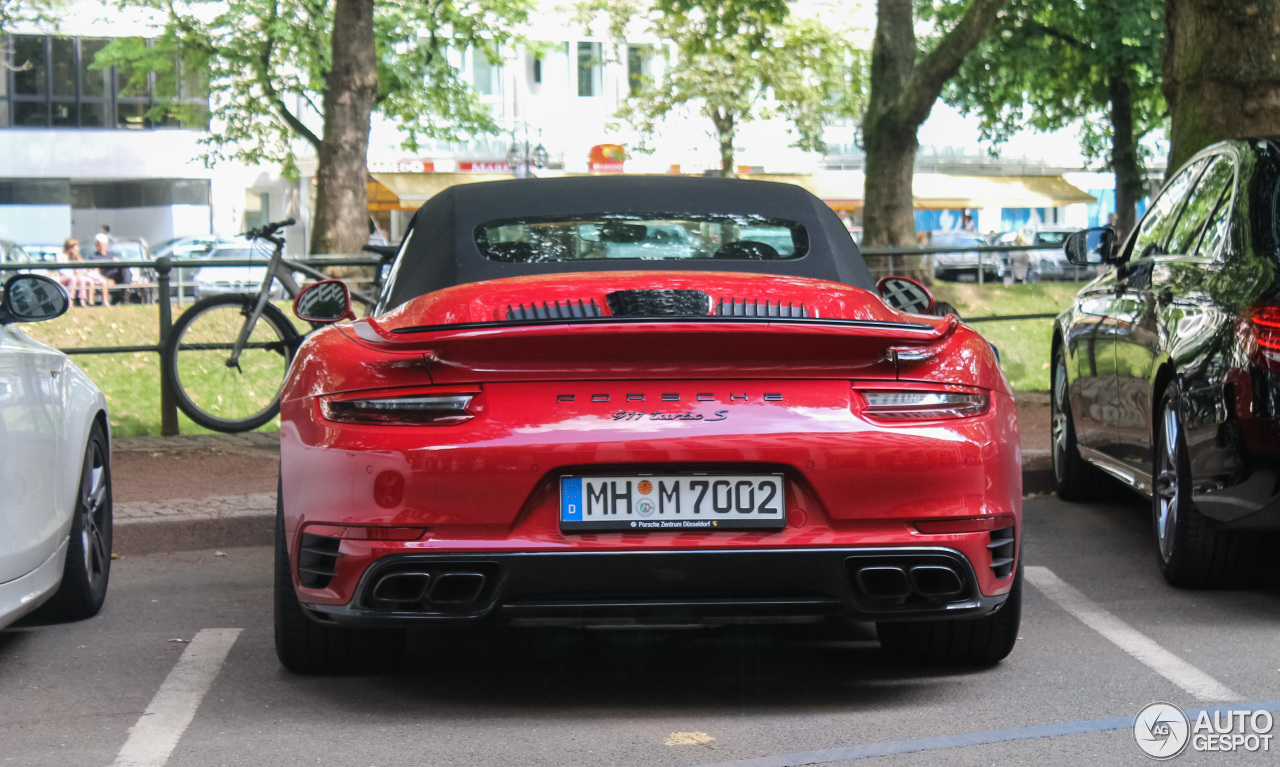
[472,50,499,96]
[244,191,271,233]
[1,34,209,130]
[626,45,649,96]
[577,42,602,97]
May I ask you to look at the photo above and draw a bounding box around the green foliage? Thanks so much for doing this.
[929,0,1165,177]
[578,0,865,169]
[932,280,1084,390]
[0,0,61,31]
[94,0,531,175]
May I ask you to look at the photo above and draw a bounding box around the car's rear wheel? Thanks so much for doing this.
[274,479,405,673]
[876,565,1022,666]
[1051,346,1101,500]
[40,420,112,621]
[1152,382,1255,588]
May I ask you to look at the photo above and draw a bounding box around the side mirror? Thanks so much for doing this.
[294,280,355,324]
[1064,226,1116,265]
[0,274,70,325]
[877,275,935,315]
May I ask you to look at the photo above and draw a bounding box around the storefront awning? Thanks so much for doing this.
[911,174,1097,209]
[746,172,1096,209]
[370,172,515,204]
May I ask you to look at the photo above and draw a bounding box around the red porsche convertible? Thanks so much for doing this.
[275,176,1022,672]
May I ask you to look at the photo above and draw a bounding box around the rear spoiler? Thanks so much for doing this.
[346,315,961,384]
[380,314,949,339]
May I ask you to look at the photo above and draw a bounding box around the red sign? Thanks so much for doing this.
[589,144,626,174]
[458,161,512,173]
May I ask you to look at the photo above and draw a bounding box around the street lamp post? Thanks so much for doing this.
[507,122,549,178]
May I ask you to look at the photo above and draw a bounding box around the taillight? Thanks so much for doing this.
[855,388,990,420]
[321,393,475,425]
[1245,303,1280,371]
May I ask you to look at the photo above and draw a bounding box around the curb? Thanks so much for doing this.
[113,457,1061,556]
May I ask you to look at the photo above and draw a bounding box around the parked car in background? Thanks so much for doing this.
[928,231,998,281]
[0,273,113,629]
[1053,138,1280,588]
[19,244,61,264]
[994,227,1091,282]
[152,234,233,298]
[192,239,286,300]
[1,240,36,271]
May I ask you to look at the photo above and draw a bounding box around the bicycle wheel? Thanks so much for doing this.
[164,294,301,432]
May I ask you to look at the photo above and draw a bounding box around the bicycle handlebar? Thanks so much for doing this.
[244,218,296,240]
[362,243,399,261]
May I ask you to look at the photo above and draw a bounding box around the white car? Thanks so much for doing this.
[0,274,112,630]
[192,241,286,300]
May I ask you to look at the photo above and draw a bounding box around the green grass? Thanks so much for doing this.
[932,281,1082,392]
[19,302,305,438]
[19,284,1074,436]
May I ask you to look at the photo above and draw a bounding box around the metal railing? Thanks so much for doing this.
[1,254,381,435]
[2,244,1082,434]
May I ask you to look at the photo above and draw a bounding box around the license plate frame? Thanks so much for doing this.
[559,474,787,532]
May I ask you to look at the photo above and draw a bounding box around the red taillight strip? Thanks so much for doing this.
[915,515,1015,534]
[304,524,426,541]
[1250,304,1280,351]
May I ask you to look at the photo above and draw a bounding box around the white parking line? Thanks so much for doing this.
[1025,566,1240,702]
[109,628,242,767]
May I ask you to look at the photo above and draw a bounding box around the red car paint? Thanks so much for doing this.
[279,271,1021,613]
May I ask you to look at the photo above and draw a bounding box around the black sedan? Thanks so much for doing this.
[1052,138,1280,588]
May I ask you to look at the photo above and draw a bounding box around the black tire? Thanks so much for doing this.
[1051,345,1102,501]
[163,295,301,432]
[876,565,1022,666]
[39,420,112,621]
[1152,382,1255,588]
[274,479,405,673]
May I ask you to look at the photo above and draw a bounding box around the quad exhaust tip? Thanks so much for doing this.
[428,572,488,604]
[371,571,431,603]
[369,569,489,609]
[851,562,967,604]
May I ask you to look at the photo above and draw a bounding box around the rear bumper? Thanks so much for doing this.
[301,547,1012,628]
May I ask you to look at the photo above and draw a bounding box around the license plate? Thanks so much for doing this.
[560,474,786,532]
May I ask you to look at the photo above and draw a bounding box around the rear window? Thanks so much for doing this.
[476,214,808,262]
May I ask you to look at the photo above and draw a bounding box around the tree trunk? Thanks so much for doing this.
[310,0,377,258]
[862,121,918,248]
[1108,75,1143,241]
[861,0,1002,280]
[1163,0,1280,172]
[710,107,735,178]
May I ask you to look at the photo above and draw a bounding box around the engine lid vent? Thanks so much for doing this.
[506,299,603,321]
[605,289,712,317]
[716,299,810,318]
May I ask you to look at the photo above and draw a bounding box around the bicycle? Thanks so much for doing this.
[162,218,388,432]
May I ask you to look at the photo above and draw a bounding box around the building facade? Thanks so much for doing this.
[0,1,1152,257]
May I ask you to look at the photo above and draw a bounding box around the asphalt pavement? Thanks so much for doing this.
[3,492,1278,767]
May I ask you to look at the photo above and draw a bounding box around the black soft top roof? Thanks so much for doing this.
[381,175,874,309]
